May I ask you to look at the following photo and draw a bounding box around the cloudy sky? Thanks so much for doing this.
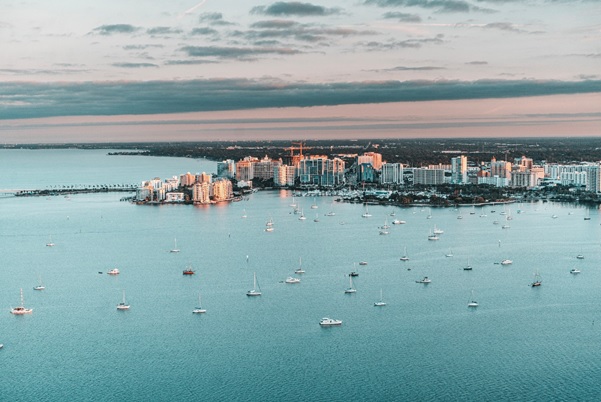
[1,0,600,142]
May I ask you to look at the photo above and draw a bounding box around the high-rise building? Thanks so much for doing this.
[380,163,404,185]
[358,152,383,170]
[413,168,445,185]
[490,158,512,180]
[236,157,256,181]
[217,160,235,179]
[253,156,281,180]
[298,156,345,187]
[180,172,196,187]
[451,156,468,184]
[274,165,296,187]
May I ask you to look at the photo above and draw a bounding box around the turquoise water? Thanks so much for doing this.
[2,149,601,401]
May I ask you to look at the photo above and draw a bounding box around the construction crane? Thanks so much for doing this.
[284,141,312,158]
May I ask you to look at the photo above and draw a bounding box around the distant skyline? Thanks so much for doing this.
[1,0,600,142]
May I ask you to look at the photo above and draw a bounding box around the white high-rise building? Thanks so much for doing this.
[380,163,403,185]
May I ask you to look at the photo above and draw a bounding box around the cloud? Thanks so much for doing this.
[466,60,488,65]
[164,59,219,65]
[243,20,376,42]
[123,44,164,50]
[111,62,159,68]
[362,34,445,50]
[179,45,302,60]
[382,11,422,22]
[251,2,342,16]
[371,66,445,71]
[2,79,600,120]
[190,27,219,36]
[90,24,140,35]
[363,0,494,13]
[146,27,183,36]
[199,12,235,26]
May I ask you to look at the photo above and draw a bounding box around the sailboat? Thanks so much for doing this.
[374,289,386,306]
[344,275,357,293]
[314,213,320,222]
[247,272,262,296]
[467,290,478,307]
[584,209,591,220]
[46,235,55,247]
[311,198,318,209]
[298,209,306,220]
[400,247,409,261]
[241,209,247,218]
[33,275,45,291]
[170,238,180,253]
[463,257,473,271]
[294,257,305,274]
[117,290,130,310]
[446,248,454,257]
[10,288,33,315]
[362,205,372,218]
[289,196,297,208]
[433,225,444,234]
[192,292,207,314]
[427,230,439,241]
[531,271,542,287]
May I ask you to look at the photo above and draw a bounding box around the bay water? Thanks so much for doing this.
[1,149,601,401]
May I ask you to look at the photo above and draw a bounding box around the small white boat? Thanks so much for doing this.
[241,209,247,219]
[170,238,180,253]
[427,233,439,241]
[107,268,120,275]
[359,261,368,266]
[326,211,336,216]
[380,219,390,230]
[433,225,444,234]
[298,210,306,220]
[294,257,305,274]
[116,290,130,310]
[314,213,320,222]
[570,268,581,274]
[577,254,584,260]
[265,226,274,232]
[500,259,513,265]
[10,288,33,315]
[531,271,542,287]
[310,198,318,209]
[400,247,409,261]
[374,289,386,307]
[468,290,478,308]
[345,275,357,293]
[33,275,45,291]
[319,317,342,326]
[362,205,372,218]
[379,229,389,235]
[416,276,431,284]
[247,272,262,296]
[46,235,55,247]
[193,292,207,314]
[445,249,454,257]
[285,276,301,284]
[392,219,406,225]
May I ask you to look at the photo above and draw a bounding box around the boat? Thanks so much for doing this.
[433,225,444,234]
[310,198,318,209]
[241,209,247,218]
[46,235,55,247]
[10,288,33,315]
[379,229,389,235]
[400,247,409,261]
[552,215,558,219]
[192,293,207,314]
[416,277,431,284]
[294,257,305,274]
[362,205,372,218]
[33,275,45,291]
[584,210,591,220]
[445,249,454,257]
[313,213,320,222]
[500,259,513,265]
[427,231,439,241]
[183,266,195,275]
[570,268,581,274]
[298,209,306,220]
[392,219,406,225]
[107,268,120,275]
[116,290,130,310]
[319,317,342,326]
[531,271,542,287]
[345,275,357,293]
[380,219,390,230]
[374,289,386,306]
[264,226,274,232]
[170,238,180,253]
[247,272,262,296]
[457,214,463,219]
[467,290,478,307]
[326,211,336,216]
[463,258,473,271]
[285,276,301,284]
[349,271,359,277]
[289,196,297,208]
[577,254,584,260]
[265,218,274,227]
[359,261,368,266]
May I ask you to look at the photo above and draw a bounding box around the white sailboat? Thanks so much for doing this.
[531,271,542,287]
[362,205,372,218]
[116,290,130,310]
[241,209,247,218]
[374,289,386,306]
[400,247,409,261]
[33,275,45,291]
[468,290,478,307]
[193,292,207,314]
[10,288,33,315]
[445,248,454,257]
[247,272,262,296]
[311,198,318,209]
[344,275,357,293]
[294,257,305,274]
[433,225,444,234]
[170,238,180,253]
[289,196,297,208]
[46,235,55,247]
[298,209,306,220]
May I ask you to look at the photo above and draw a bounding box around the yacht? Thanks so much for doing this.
[285,276,301,284]
[500,259,513,265]
[570,268,581,274]
[392,219,406,225]
[433,225,444,234]
[107,268,120,275]
[319,317,342,326]
[10,289,33,315]
[416,276,431,284]
[427,233,439,241]
[116,290,130,310]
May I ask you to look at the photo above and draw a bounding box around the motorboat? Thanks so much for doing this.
[285,276,301,284]
[577,255,584,260]
[183,267,195,275]
[392,219,406,225]
[427,233,439,241]
[416,277,431,284]
[359,261,368,266]
[319,317,342,326]
[107,268,120,275]
[570,268,581,274]
[501,259,513,265]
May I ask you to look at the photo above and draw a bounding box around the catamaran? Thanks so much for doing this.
[10,288,32,315]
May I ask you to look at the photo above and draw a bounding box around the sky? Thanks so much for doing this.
[0,0,600,143]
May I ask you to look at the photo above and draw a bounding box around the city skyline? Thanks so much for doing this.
[1,0,600,142]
